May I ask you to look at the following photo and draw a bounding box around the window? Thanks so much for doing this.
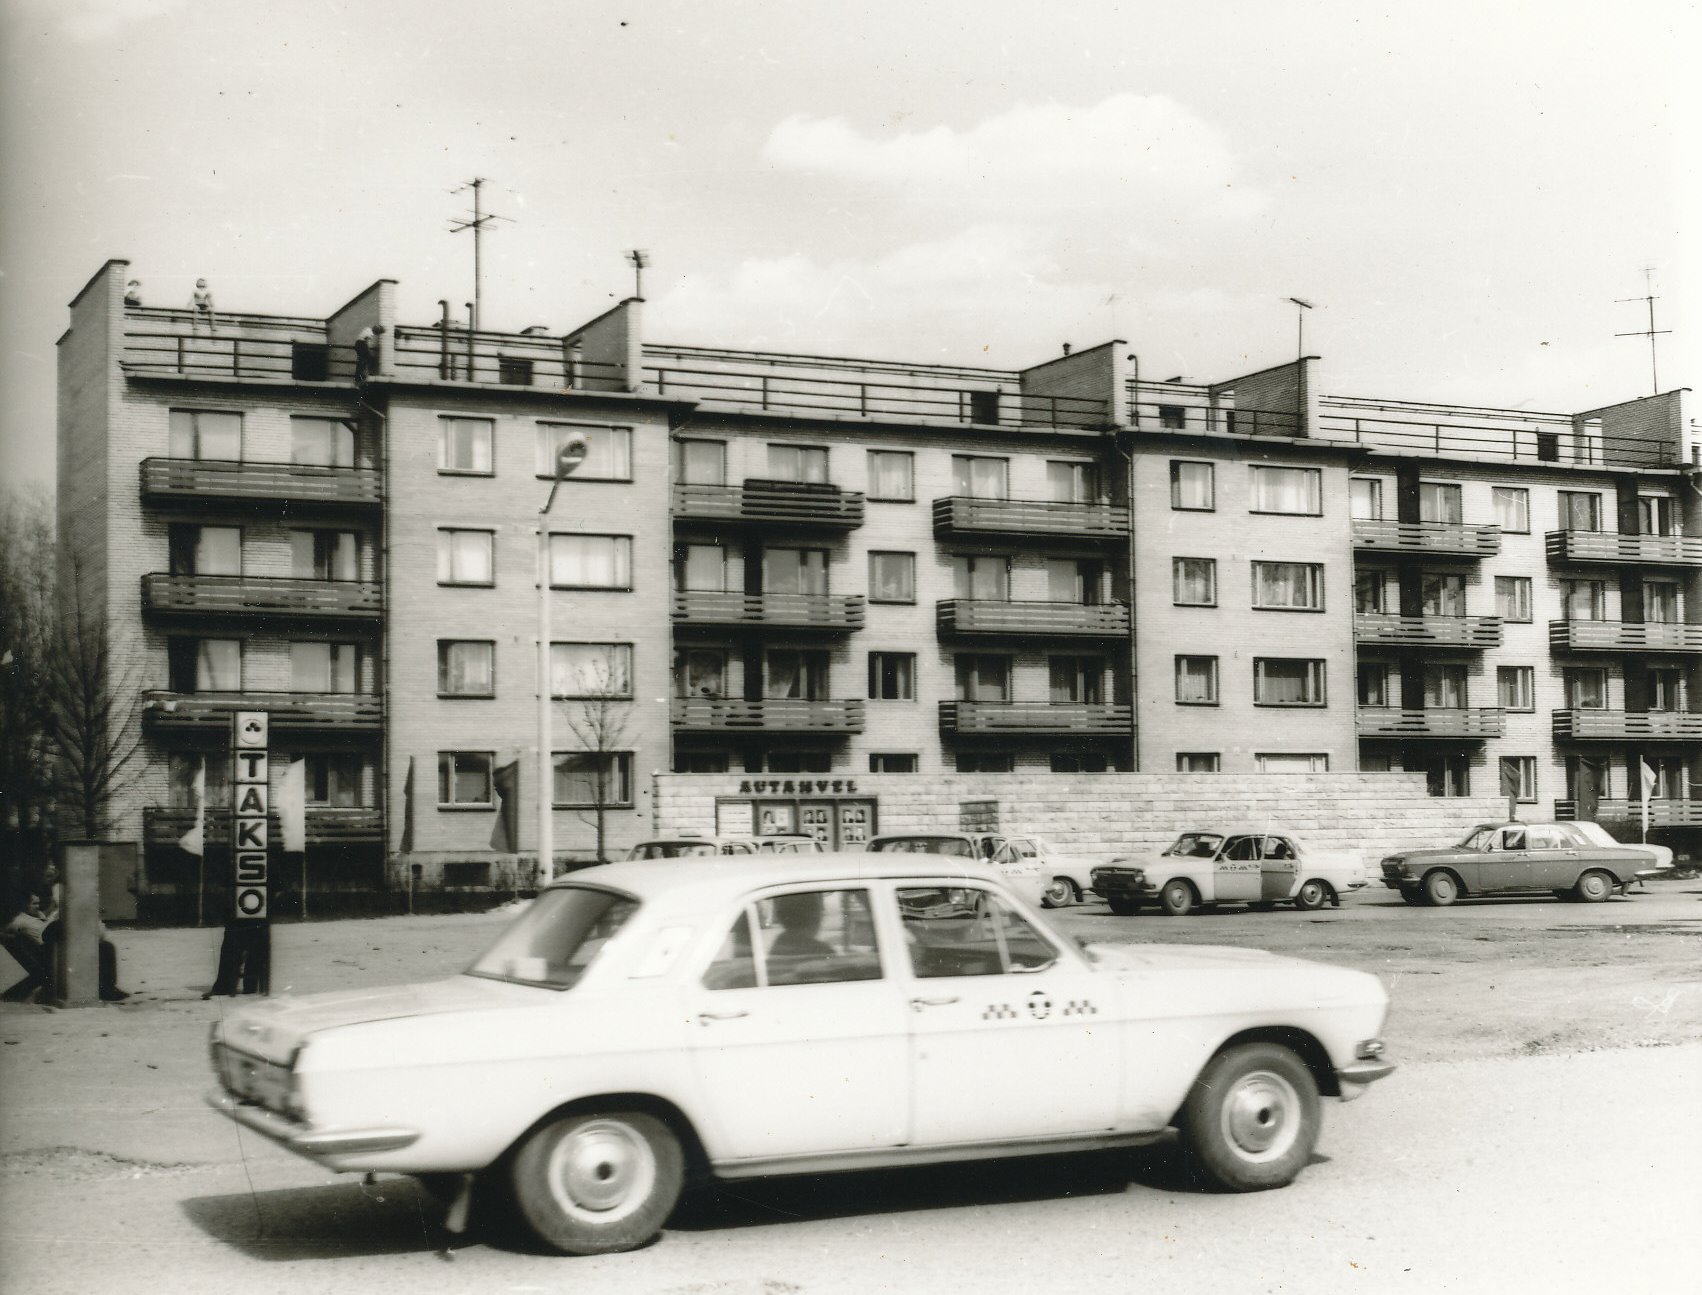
[1501,756,1537,803]
[1251,561,1325,611]
[549,534,632,589]
[1558,491,1602,532]
[304,753,363,807]
[677,439,726,485]
[1642,757,1686,801]
[537,423,632,481]
[1423,664,1468,709]
[967,389,1001,424]
[1170,461,1214,510]
[168,752,229,808]
[869,753,918,773]
[678,650,725,698]
[438,640,495,697]
[766,650,829,700]
[1173,557,1216,606]
[1644,579,1680,624]
[1359,753,1393,773]
[1564,668,1608,709]
[1175,655,1218,705]
[956,751,1015,773]
[1357,663,1389,708]
[290,530,358,581]
[552,643,632,698]
[1497,666,1535,711]
[169,409,241,461]
[1046,461,1099,503]
[952,554,1010,601]
[1648,667,1687,712]
[1640,495,1678,537]
[767,751,832,774]
[1419,754,1470,798]
[867,450,914,501]
[1421,572,1465,617]
[1046,558,1105,604]
[290,642,358,693]
[768,444,828,483]
[954,655,1011,702]
[764,548,828,595]
[1256,753,1329,773]
[1176,753,1220,773]
[168,638,241,692]
[675,751,730,774]
[553,752,633,807]
[1051,751,1109,773]
[1254,659,1326,706]
[289,416,352,467]
[438,417,494,474]
[868,552,915,603]
[901,888,1055,979]
[1049,656,1104,704]
[1157,404,1187,430]
[436,529,494,585]
[1349,478,1383,521]
[868,652,916,701]
[499,356,534,386]
[1249,465,1322,515]
[1494,486,1530,533]
[678,543,726,592]
[1354,569,1386,614]
[1495,576,1532,622]
[705,889,882,990]
[1562,578,1607,621]
[168,524,241,576]
[951,455,1008,499]
[291,342,330,382]
[437,751,494,806]
[1419,481,1463,524]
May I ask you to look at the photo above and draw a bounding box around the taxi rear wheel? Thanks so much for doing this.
[510,1110,684,1256]
[1160,879,1197,917]
[1042,877,1078,908]
[1293,880,1329,911]
[1180,1042,1320,1191]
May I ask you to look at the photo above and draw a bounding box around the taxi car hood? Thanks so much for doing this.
[1386,846,1473,865]
[1083,942,1310,972]
[218,976,524,1058]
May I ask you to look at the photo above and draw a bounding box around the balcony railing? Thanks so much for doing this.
[936,599,1131,638]
[1555,799,1702,826]
[1354,613,1503,648]
[672,591,865,632]
[121,310,348,383]
[1548,620,1702,653]
[1355,707,1505,738]
[142,574,382,621]
[1351,519,1501,557]
[141,691,382,733]
[140,458,382,508]
[939,701,1134,735]
[1552,710,1702,741]
[672,480,865,529]
[143,805,383,846]
[931,496,1129,540]
[1545,531,1702,566]
[670,698,865,732]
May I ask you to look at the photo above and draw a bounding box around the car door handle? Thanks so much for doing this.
[697,1009,750,1023]
[911,995,960,1010]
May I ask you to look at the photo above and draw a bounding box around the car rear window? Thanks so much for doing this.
[467,887,638,989]
[868,837,975,857]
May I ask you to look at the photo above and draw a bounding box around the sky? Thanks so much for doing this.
[0,0,1694,492]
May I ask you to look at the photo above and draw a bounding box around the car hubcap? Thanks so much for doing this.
[1583,875,1607,899]
[1045,879,1072,906]
[1221,1070,1302,1162]
[548,1120,656,1222]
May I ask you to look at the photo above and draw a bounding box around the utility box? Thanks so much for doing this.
[98,842,139,922]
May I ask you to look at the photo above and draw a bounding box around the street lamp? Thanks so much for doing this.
[539,430,590,882]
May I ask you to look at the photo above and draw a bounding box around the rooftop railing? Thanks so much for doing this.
[122,309,348,382]
[387,325,629,389]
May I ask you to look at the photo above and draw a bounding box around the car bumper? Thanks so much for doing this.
[1379,877,1414,890]
[1335,1058,1397,1101]
[205,1089,421,1163]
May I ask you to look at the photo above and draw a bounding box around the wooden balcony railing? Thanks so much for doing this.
[670,698,865,732]
[931,496,1129,540]
[672,591,865,631]
[1548,620,1702,653]
[1552,710,1702,741]
[1354,613,1503,648]
[939,701,1134,735]
[935,599,1131,638]
[142,574,382,620]
[141,691,382,733]
[1555,799,1702,826]
[672,480,865,529]
[1355,707,1505,738]
[1351,519,1501,557]
[143,805,382,846]
[1545,531,1702,566]
[140,458,382,508]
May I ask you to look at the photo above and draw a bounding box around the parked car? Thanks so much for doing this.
[863,831,1047,906]
[207,853,1394,1256]
[1092,830,1370,916]
[748,833,826,855]
[1003,834,1106,908]
[625,834,759,860]
[1378,821,1661,905]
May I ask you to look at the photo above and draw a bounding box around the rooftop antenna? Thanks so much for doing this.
[1615,267,1670,395]
[626,249,651,300]
[1288,297,1315,360]
[448,178,511,333]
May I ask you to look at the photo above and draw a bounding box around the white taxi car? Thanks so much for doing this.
[862,830,1047,907]
[1092,829,1371,916]
[207,855,1393,1257]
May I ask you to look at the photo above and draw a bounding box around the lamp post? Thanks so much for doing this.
[538,431,590,883]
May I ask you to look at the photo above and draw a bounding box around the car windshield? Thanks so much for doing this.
[628,841,719,859]
[1165,833,1223,858]
[868,837,975,857]
[467,887,638,989]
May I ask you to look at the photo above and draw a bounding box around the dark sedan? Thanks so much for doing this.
[1379,822,1660,906]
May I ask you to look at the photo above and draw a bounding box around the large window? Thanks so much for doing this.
[1495,576,1532,622]
[438,640,495,697]
[1561,578,1607,621]
[1256,753,1329,773]
[868,652,915,701]
[549,534,632,589]
[1249,466,1322,515]
[677,439,726,485]
[870,753,918,773]
[766,650,829,700]
[169,409,242,461]
[677,650,725,698]
[952,455,1009,499]
[1177,753,1220,773]
[1254,658,1326,706]
[1175,655,1218,705]
[1357,662,1389,708]
[1046,558,1105,604]
[867,450,914,501]
[289,416,353,467]
[1564,667,1608,709]
[1419,482,1463,524]
[290,642,358,693]
[1047,461,1099,503]
[169,638,241,692]
[1494,486,1530,533]
[436,528,494,585]
[1049,656,1104,704]
[1644,579,1680,624]
[1051,752,1109,773]
[537,422,632,481]
[1501,756,1537,803]
[952,554,1010,601]
[678,543,726,592]
[553,752,634,808]
[437,751,494,806]
[438,417,494,474]
[768,444,829,483]
[868,552,915,603]
[1497,666,1535,711]
[551,643,633,697]
[764,548,828,596]
[1251,561,1324,611]
[290,529,358,581]
[1423,664,1468,709]
[1421,572,1466,617]
[1355,569,1386,614]
[1648,667,1687,712]
[169,524,241,576]
[303,754,363,807]
[1173,557,1216,606]
[954,655,1011,702]
[1170,461,1214,511]
[1349,478,1383,520]
[1558,491,1602,532]
[1640,495,1678,537]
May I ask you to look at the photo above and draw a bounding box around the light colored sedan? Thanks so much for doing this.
[207,854,1394,1256]
[1004,834,1105,908]
[1094,829,1370,916]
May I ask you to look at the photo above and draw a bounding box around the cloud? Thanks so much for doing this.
[16,0,186,42]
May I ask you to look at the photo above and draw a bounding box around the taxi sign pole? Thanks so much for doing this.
[233,710,271,992]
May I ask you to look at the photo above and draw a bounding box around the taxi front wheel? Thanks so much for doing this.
[510,1110,685,1255]
[1180,1042,1320,1191]
[1160,879,1197,916]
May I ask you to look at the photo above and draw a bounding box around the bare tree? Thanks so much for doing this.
[0,489,57,904]
[559,661,634,866]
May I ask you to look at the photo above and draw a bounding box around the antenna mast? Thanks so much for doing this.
[1615,267,1670,395]
[448,178,511,333]
[627,249,650,299]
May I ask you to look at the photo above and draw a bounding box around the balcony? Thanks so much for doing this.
[1351,519,1501,558]
[1354,613,1503,649]
[672,591,865,632]
[670,698,865,733]
[939,701,1134,736]
[142,691,382,734]
[140,458,382,510]
[1552,710,1702,741]
[1545,531,1702,567]
[143,805,383,847]
[1555,799,1702,826]
[672,480,865,530]
[936,599,1131,639]
[142,574,382,622]
[1548,620,1702,653]
[1356,707,1505,739]
[931,496,1129,541]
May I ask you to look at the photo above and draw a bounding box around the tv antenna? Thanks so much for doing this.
[1288,297,1315,360]
[448,178,511,332]
[627,249,650,299]
[1615,267,1670,395]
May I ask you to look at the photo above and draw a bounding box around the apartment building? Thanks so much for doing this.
[56,259,1696,915]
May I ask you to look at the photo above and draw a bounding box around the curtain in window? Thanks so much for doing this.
[195,640,240,690]
[1357,665,1387,707]
[766,652,824,699]
[765,549,827,595]
[438,531,492,583]
[193,527,241,576]
[956,657,1010,701]
[1422,574,1465,617]
[682,653,724,697]
[954,557,1008,600]
[1175,658,1214,703]
[1419,483,1463,524]
[439,419,492,472]
[1562,581,1604,621]
[1494,488,1529,532]
[552,644,629,696]
[870,554,913,601]
[1560,493,1600,532]
[1255,562,1318,609]
[769,446,828,483]
[1172,463,1212,509]
[1565,670,1606,708]
[1354,571,1384,613]
[172,411,241,461]
[953,456,1008,499]
[1174,558,1214,605]
[870,452,912,499]
[1250,467,1319,513]
[1349,479,1382,520]
[291,417,352,467]
[1644,582,1679,623]
[1423,666,1466,708]
[443,642,492,694]
[679,440,726,485]
[1257,661,1312,704]
[1046,462,1095,502]
[439,752,492,804]
[551,536,629,587]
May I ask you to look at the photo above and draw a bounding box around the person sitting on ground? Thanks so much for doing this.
[768,891,835,959]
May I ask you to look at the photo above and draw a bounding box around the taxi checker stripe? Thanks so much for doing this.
[981,1004,1019,1020]
[1062,1000,1100,1015]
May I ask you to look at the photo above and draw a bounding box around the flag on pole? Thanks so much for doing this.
[1640,759,1658,839]
[178,757,206,856]
[398,756,416,853]
[279,758,307,853]
[490,755,520,852]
